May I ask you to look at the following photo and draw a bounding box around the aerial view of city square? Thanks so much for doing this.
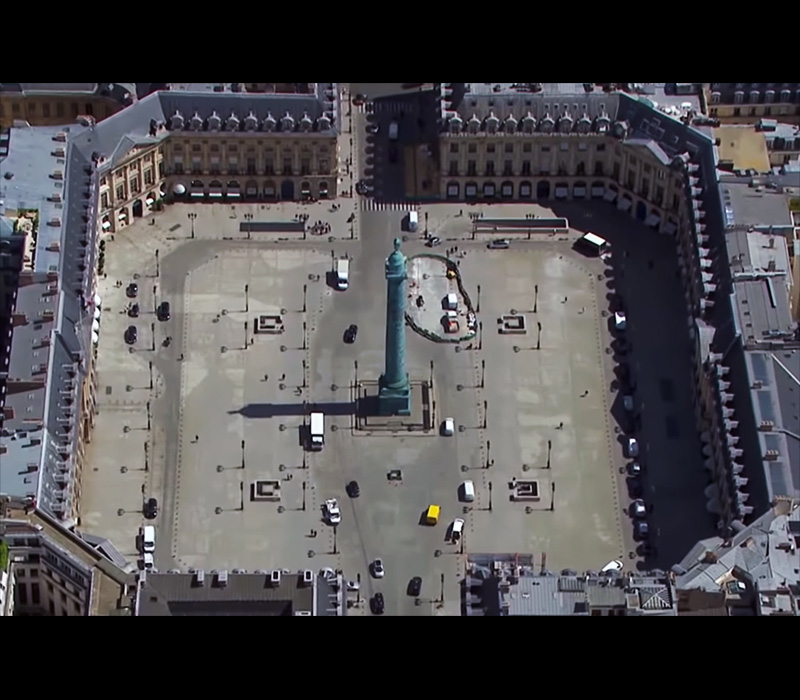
[0,82,798,616]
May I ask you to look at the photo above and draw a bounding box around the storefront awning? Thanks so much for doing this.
[101,221,111,230]
[618,197,633,212]
[145,197,155,206]
[646,214,661,228]
[94,307,101,320]
[191,191,205,198]
[664,222,678,236]
[209,192,223,198]
[604,189,617,202]
[92,331,99,345]
[554,187,569,199]
[94,293,102,307]
[92,319,100,332]
[573,187,587,198]
[227,191,241,198]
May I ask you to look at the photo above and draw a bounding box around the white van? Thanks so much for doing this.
[388,120,399,141]
[460,480,475,503]
[335,258,350,291]
[141,525,156,554]
[310,412,325,451]
[407,211,419,233]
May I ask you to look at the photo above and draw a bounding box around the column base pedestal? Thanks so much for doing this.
[378,375,412,416]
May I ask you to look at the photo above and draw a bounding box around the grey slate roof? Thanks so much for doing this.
[720,178,794,229]
[0,124,98,520]
[136,571,326,616]
[675,500,800,608]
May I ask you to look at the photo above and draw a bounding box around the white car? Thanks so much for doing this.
[371,559,385,579]
[346,580,360,592]
[601,560,623,573]
[450,518,465,542]
[142,553,155,571]
[324,498,341,525]
[441,417,455,436]
[614,311,627,331]
[631,499,647,519]
[626,437,640,458]
[623,395,634,412]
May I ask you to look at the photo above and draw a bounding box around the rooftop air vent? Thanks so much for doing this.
[270,569,282,586]
[193,569,205,586]
[216,570,229,587]
[302,569,314,585]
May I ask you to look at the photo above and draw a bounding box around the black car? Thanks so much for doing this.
[128,303,140,318]
[157,301,171,321]
[388,144,398,164]
[144,497,158,519]
[124,325,138,345]
[628,478,643,499]
[126,283,139,299]
[344,324,358,344]
[426,236,441,248]
[407,577,422,597]
[346,480,360,498]
[371,592,385,615]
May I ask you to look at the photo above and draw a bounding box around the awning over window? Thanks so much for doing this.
[554,186,569,199]
[573,186,587,198]
[519,184,532,197]
[483,184,496,196]
[92,319,100,333]
[604,189,618,202]
[664,222,678,236]
[118,212,127,220]
[191,190,204,198]
[92,331,99,345]
[227,191,240,198]
[94,293,102,307]
[94,307,101,320]
[591,186,605,198]
[646,214,661,228]
[447,184,459,197]
[245,186,258,196]
[465,185,478,197]
[501,184,513,196]
[209,190,223,198]
[145,197,155,206]
[264,187,276,196]
[101,221,111,230]
[618,197,633,212]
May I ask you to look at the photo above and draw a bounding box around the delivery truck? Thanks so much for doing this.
[336,258,350,290]
[309,412,325,451]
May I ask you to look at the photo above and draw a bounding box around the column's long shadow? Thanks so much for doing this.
[229,401,357,419]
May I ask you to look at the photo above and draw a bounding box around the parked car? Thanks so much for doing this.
[614,311,627,331]
[124,325,138,345]
[623,395,635,412]
[323,498,341,525]
[631,499,647,519]
[628,462,643,476]
[487,239,510,250]
[626,437,640,458]
[144,497,158,520]
[628,478,643,499]
[601,560,623,573]
[441,417,455,436]
[366,123,379,135]
[126,283,139,299]
[157,301,171,321]
[371,559,385,579]
[635,521,650,540]
[344,324,358,344]
[426,236,441,247]
[450,518,465,542]
[128,303,140,318]
[371,592,385,615]
[346,580,360,592]
[346,480,360,498]
[407,577,422,597]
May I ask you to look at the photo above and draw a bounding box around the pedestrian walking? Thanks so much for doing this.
[194,434,199,442]
[263,374,269,382]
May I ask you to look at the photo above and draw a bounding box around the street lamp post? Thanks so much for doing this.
[481,359,486,389]
[533,284,539,314]
[301,481,307,511]
[476,284,481,313]
[483,400,488,430]
[536,321,542,351]
[155,248,160,277]
[332,525,338,555]
[550,482,556,512]
[440,573,445,604]
[244,284,249,313]
[243,321,248,350]
[488,481,493,512]
[485,440,491,469]
[546,439,552,469]
[148,361,153,390]
[241,439,246,469]
[302,321,307,350]
[188,212,197,239]
[302,284,307,313]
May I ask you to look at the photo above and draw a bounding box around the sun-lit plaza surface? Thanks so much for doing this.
[80,194,636,614]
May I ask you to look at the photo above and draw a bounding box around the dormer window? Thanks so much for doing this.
[281,112,295,131]
[522,113,536,133]
[764,90,775,103]
[504,115,518,134]
[749,90,760,103]
[263,113,277,132]
[613,121,630,140]
[539,114,554,133]
[558,113,574,133]
[576,114,592,134]
[485,112,499,134]
[468,114,481,134]
[244,112,258,131]
[226,113,240,131]
[208,112,222,131]
[299,112,313,132]
[318,114,331,131]
[449,115,463,134]
[190,112,203,131]
[595,113,611,132]
[170,111,185,130]
[781,89,791,102]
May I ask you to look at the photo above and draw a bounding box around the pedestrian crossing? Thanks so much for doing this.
[360,199,416,212]
[370,101,407,115]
